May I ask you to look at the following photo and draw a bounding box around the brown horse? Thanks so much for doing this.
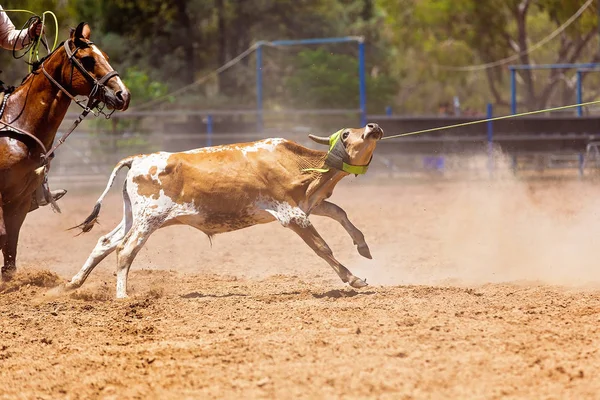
[0,22,130,280]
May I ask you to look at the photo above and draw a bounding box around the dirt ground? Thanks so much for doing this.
[2,175,600,399]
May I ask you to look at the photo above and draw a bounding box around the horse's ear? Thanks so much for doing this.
[73,22,91,42]
[81,24,91,40]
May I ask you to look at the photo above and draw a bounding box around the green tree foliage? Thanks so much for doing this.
[378,0,600,113]
[121,67,171,107]
[91,67,171,132]
[284,48,397,111]
[68,0,397,113]
[0,0,596,116]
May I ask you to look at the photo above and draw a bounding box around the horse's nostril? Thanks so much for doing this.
[116,91,124,101]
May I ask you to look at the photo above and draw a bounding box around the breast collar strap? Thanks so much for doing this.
[0,92,50,157]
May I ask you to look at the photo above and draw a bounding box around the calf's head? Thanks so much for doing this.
[309,123,384,175]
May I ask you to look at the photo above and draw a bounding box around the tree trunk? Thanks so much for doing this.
[174,0,195,85]
[362,0,374,20]
[513,0,536,110]
[485,68,508,106]
[216,0,227,93]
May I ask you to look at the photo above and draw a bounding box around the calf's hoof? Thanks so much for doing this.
[357,244,372,259]
[63,281,80,291]
[348,276,368,289]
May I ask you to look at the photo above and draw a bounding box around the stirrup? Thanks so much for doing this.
[31,185,66,213]
[39,189,67,206]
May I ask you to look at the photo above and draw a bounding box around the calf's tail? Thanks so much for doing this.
[69,156,136,234]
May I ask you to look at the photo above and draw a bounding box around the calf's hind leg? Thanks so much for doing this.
[287,222,367,288]
[67,220,128,290]
[67,184,133,290]
[115,220,160,299]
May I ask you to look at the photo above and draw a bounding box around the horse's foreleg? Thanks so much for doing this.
[2,203,28,280]
[0,199,7,280]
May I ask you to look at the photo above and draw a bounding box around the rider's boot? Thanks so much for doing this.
[29,185,67,213]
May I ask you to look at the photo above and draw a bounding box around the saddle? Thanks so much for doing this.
[0,79,61,213]
[0,79,15,119]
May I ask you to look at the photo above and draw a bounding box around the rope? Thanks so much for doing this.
[1,9,59,71]
[131,40,297,111]
[382,99,600,140]
[434,0,594,72]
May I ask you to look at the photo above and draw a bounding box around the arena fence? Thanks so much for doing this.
[47,128,600,186]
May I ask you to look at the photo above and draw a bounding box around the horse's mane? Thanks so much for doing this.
[29,54,52,73]
[20,41,66,85]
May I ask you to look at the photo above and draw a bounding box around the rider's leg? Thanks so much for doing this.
[29,186,67,212]
[28,158,67,213]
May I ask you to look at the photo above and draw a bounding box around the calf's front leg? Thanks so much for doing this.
[287,222,367,288]
[310,201,372,259]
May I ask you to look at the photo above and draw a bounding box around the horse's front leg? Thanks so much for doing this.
[2,201,29,280]
[0,197,7,280]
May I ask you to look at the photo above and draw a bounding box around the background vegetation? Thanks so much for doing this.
[2,0,599,115]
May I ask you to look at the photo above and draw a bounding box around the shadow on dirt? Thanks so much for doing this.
[312,289,376,299]
[180,292,248,299]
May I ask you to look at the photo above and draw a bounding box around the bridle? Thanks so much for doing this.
[45,39,119,115]
[0,37,120,163]
[41,38,120,159]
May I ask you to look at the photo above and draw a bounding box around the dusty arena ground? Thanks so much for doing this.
[2,174,600,399]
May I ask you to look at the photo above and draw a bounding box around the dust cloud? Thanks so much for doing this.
[354,154,600,288]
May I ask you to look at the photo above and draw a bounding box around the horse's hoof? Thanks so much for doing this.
[357,244,372,259]
[1,269,16,282]
[348,276,368,289]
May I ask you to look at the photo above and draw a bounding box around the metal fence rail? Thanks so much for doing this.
[47,130,600,185]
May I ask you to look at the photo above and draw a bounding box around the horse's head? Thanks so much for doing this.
[55,22,130,111]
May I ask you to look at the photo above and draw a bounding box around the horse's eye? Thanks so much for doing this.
[81,56,95,70]
[342,131,350,140]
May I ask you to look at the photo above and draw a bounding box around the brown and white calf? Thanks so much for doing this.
[67,123,384,298]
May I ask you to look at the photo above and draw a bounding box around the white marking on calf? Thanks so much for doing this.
[240,138,285,156]
[184,138,285,155]
[128,156,198,223]
[256,196,311,228]
[142,152,170,183]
